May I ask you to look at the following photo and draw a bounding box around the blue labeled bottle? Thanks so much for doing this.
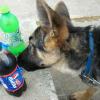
[0,49,27,97]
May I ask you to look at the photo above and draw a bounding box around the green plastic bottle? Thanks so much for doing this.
[0,6,26,56]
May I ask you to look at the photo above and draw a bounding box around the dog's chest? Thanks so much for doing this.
[52,56,81,76]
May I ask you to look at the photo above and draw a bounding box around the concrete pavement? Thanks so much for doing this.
[0,69,58,100]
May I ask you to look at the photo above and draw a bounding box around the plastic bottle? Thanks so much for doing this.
[0,49,27,97]
[0,6,26,56]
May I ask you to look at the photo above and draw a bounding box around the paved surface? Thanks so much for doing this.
[0,0,100,100]
[0,69,58,100]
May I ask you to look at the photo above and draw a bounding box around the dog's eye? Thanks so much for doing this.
[50,29,57,38]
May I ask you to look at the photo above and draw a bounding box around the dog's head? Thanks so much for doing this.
[18,0,70,70]
[29,0,70,65]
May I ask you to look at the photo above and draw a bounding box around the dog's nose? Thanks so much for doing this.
[29,36,33,40]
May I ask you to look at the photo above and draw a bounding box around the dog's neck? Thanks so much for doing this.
[64,31,89,70]
[52,53,81,76]
[49,31,87,75]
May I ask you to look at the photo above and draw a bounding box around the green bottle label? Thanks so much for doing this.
[4,30,23,47]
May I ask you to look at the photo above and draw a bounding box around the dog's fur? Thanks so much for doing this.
[18,0,100,99]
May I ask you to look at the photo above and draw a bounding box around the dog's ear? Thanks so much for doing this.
[55,1,71,21]
[36,0,53,28]
[36,0,68,28]
[36,0,69,50]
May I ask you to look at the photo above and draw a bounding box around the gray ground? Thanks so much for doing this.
[0,0,100,100]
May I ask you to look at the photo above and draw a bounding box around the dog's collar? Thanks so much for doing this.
[80,26,100,86]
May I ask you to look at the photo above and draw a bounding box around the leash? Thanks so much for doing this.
[80,26,100,86]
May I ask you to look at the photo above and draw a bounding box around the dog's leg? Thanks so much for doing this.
[69,87,97,100]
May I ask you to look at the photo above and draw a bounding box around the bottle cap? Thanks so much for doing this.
[0,6,10,14]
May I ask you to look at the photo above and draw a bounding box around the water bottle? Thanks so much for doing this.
[0,6,26,56]
[0,49,27,97]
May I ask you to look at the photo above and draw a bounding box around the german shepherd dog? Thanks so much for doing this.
[18,0,100,99]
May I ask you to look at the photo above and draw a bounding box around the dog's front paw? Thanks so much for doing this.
[68,87,96,100]
[69,93,84,100]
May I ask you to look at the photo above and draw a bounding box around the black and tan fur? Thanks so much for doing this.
[18,0,100,100]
